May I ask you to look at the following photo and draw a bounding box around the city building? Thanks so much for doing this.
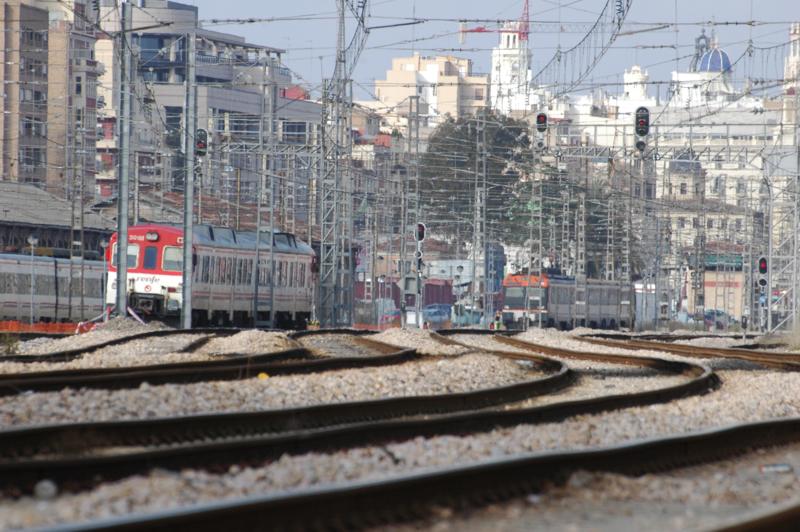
[0,0,99,197]
[369,54,488,135]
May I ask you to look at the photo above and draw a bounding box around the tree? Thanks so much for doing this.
[418,111,531,243]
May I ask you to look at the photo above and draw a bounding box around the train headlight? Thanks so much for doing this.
[145,232,159,242]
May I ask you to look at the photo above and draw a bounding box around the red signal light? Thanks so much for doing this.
[758,256,768,275]
[634,107,650,137]
[535,113,547,133]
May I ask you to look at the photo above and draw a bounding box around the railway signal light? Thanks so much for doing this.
[758,256,768,275]
[535,113,548,133]
[634,107,650,137]
[195,128,208,157]
[415,223,426,242]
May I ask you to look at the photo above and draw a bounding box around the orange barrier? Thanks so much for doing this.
[0,321,79,335]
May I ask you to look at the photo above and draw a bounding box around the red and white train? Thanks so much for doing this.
[106,224,316,328]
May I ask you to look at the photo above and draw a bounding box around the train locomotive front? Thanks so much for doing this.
[106,225,184,319]
[106,224,315,327]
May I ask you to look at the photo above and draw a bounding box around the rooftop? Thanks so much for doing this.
[0,183,114,231]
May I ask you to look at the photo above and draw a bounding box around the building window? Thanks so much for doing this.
[75,76,82,95]
[707,219,713,229]
[283,121,307,144]
[721,219,728,230]
[680,183,687,195]
[735,219,742,231]
[474,87,484,101]
[678,217,686,229]
[692,217,699,228]
[737,179,746,195]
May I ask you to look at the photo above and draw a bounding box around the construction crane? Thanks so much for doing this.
[458,0,529,44]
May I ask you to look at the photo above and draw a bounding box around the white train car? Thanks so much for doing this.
[106,224,315,328]
[0,254,105,322]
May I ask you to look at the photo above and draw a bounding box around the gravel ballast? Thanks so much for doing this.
[14,318,169,356]
[0,353,536,427]
[372,328,470,356]
[196,330,295,355]
[0,334,214,374]
[381,441,800,532]
[1,367,797,530]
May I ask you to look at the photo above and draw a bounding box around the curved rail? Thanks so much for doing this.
[2,327,247,364]
[0,335,718,497]
[0,330,418,394]
[45,413,800,531]
[0,348,422,396]
[579,336,800,370]
[0,349,567,459]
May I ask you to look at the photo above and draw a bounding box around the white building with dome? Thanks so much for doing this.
[670,30,737,108]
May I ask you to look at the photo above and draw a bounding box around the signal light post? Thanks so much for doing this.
[414,223,425,328]
[634,106,649,152]
[757,256,768,331]
[535,112,547,150]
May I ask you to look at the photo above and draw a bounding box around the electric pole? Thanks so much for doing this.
[181,32,197,329]
[115,1,132,318]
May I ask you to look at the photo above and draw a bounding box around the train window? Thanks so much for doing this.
[274,234,289,248]
[111,244,140,268]
[163,247,182,272]
[143,246,158,270]
[288,263,294,287]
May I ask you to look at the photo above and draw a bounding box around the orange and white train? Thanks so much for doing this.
[106,224,316,328]
[501,273,633,330]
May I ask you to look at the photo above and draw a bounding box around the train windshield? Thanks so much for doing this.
[503,286,546,309]
[162,246,182,272]
[111,243,140,268]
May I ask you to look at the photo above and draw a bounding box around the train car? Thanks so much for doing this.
[0,253,105,322]
[106,224,315,328]
[501,272,632,330]
[499,273,549,328]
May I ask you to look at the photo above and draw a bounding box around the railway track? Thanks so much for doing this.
[32,417,800,531]
[0,332,717,500]
[291,329,403,357]
[0,330,433,394]
[580,335,800,370]
[0,333,432,396]
[2,327,243,364]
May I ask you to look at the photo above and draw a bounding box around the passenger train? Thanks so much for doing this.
[106,224,316,328]
[501,273,633,330]
[0,253,105,322]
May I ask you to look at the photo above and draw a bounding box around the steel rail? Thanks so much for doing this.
[0,348,424,396]
[579,336,800,370]
[42,416,800,531]
[585,333,759,342]
[0,350,565,461]
[0,340,718,496]
[1,327,248,364]
[0,330,413,394]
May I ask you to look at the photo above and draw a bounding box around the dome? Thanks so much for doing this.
[698,48,732,73]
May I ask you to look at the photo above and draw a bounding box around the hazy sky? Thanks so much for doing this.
[186,0,798,99]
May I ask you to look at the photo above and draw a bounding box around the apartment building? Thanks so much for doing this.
[369,54,488,135]
[1,0,50,185]
[0,0,100,197]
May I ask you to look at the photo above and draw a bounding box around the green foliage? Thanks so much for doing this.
[419,111,532,241]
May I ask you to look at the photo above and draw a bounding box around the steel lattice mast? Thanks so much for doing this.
[318,0,369,326]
